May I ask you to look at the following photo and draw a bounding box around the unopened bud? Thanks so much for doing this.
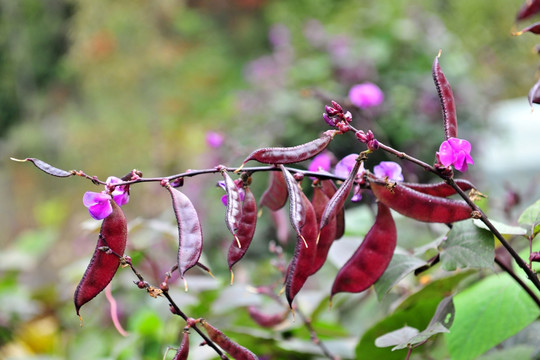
[293,172,304,181]
[323,113,335,127]
[343,111,352,122]
[325,105,339,116]
[367,139,379,151]
[355,130,368,143]
[330,100,343,112]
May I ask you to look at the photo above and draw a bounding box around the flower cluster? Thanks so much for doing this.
[83,177,130,220]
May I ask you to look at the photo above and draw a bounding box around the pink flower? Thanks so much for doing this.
[106,176,130,206]
[83,192,113,220]
[348,82,384,108]
[83,176,130,220]
[437,137,474,172]
[206,131,224,148]
[374,161,404,181]
[308,152,332,175]
[334,154,365,178]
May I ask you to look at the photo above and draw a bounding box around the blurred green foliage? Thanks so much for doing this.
[3,0,540,359]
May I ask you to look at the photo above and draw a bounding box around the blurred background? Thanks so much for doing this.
[2,0,540,359]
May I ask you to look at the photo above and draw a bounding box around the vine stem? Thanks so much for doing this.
[118,257,228,359]
[295,307,340,360]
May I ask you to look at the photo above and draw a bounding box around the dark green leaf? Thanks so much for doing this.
[440,220,494,271]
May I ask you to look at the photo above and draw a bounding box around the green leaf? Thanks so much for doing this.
[356,299,438,360]
[375,326,419,348]
[472,219,526,236]
[375,297,455,351]
[374,253,427,300]
[440,220,494,271]
[446,273,540,360]
[518,199,540,228]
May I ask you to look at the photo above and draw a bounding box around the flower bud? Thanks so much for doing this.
[325,105,339,116]
[343,111,352,123]
[367,139,379,151]
[355,130,368,143]
[323,113,335,127]
[331,100,343,112]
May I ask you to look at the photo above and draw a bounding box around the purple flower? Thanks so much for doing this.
[437,137,474,172]
[334,154,365,178]
[373,161,404,181]
[106,176,130,206]
[348,82,384,108]
[206,131,224,149]
[308,152,332,174]
[83,192,113,220]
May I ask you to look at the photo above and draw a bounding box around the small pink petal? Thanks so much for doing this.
[374,161,403,181]
[438,141,455,167]
[334,154,359,178]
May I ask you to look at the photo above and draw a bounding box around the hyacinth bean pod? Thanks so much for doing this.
[166,185,203,282]
[11,157,73,177]
[279,165,307,245]
[285,191,318,307]
[514,21,540,35]
[74,200,127,316]
[247,306,288,328]
[516,0,540,20]
[528,78,540,107]
[309,185,337,276]
[319,156,363,232]
[259,170,288,211]
[320,179,345,239]
[402,179,475,197]
[368,174,472,223]
[432,52,458,140]
[241,130,337,166]
[172,328,190,360]
[221,170,243,247]
[200,319,259,360]
[331,202,396,298]
[228,187,258,273]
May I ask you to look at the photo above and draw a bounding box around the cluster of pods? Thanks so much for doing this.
[14,49,478,359]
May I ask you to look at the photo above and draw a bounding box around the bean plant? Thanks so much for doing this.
[10,1,540,359]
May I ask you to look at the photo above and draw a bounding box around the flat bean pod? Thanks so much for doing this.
[12,157,73,177]
[309,185,337,276]
[279,165,307,245]
[221,171,243,247]
[172,328,190,360]
[516,0,540,20]
[74,200,127,316]
[369,175,472,223]
[433,53,458,140]
[319,157,362,232]
[166,186,203,280]
[241,130,337,166]
[285,191,317,307]
[320,179,345,239]
[259,170,288,211]
[228,187,258,272]
[247,306,288,328]
[331,202,396,298]
[200,319,259,360]
[402,179,474,197]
